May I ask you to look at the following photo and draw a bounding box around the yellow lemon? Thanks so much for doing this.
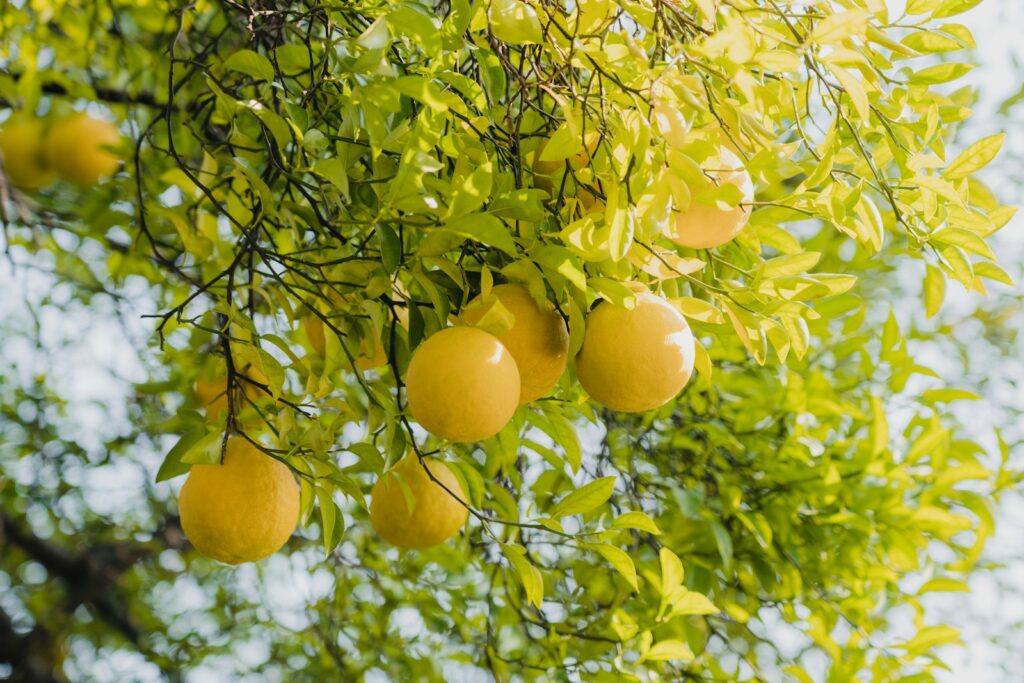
[462,284,569,404]
[575,291,695,412]
[195,364,269,422]
[43,113,121,184]
[405,326,520,442]
[369,455,468,549]
[178,437,299,564]
[669,146,753,249]
[0,117,55,190]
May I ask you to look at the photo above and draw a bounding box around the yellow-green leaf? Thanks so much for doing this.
[923,264,946,319]
[945,134,1005,179]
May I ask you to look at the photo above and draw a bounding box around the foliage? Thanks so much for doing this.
[0,0,1019,681]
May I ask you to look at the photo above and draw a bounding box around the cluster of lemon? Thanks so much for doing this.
[177,285,703,563]
[0,113,122,188]
[177,138,755,566]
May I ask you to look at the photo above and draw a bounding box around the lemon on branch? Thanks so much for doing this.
[405,326,520,442]
[575,291,695,412]
[178,437,299,564]
[462,284,569,404]
[369,455,468,550]
[668,146,753,249]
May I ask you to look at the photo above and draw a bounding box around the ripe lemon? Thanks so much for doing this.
[575,291,695,412]
[43,113,121,184]
[462,284,569,404]
[0,117,55,190]
[369,455,468,549]
[195,364,269,421]
[405,326,520,442]
[178,437,299,564]
[669,146,753,249]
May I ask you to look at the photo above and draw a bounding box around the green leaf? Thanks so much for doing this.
[917,578,970,594]
[659,546,684,591]
[385,6,441,58]
[914,62,973,84]
[643,639,694,662]
[922,388,980,403]
[538,120,582,163]
[934,0,984,18]
[760,252,821,279]
[900,625,961,656]
[931,228,994,259]
[156,426,210,482]
[223,49,274,81]
[871,395,888,456]
[549,476,616,518]
[709,520,734,572]
[489,0,543,45]
[315,487,345,556]
[945,134,1005,179]
[611,511,662,535]
[588,278,637,308]
[810,10,868,44]
[502,543,544,608]
[377,224,402,274]
[391,76,449,112]
[443,214,518,255]
[669,591,719,617]
[179,430,224,466]
[973,261,1014,286]
[313,158,349,198]
[590,544,639,591]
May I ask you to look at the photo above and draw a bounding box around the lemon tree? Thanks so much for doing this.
[0,0,1020,681]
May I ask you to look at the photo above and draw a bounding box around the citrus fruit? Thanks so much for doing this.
[178,437,299,564]
[669,146,753,249]
[195,364,269,422]
[369,455,469,549]
[43,113,121,184]
[304,286,409,370]
[0,117,54,189]
[575,290,695,412]
[462,284,569,404]
[405,326,520,442]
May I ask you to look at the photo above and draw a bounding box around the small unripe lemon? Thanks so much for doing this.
[304,286,409,370]
[0,117,55,190]
[195,365,269,422]
[405,326,520,442]
[575,291,695,412]
[44,113,121,184]
[178,437,299,564]
[669,146,753,249]
[304,316,393,369]
[370,455,469,549]
[462,284,569,404]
